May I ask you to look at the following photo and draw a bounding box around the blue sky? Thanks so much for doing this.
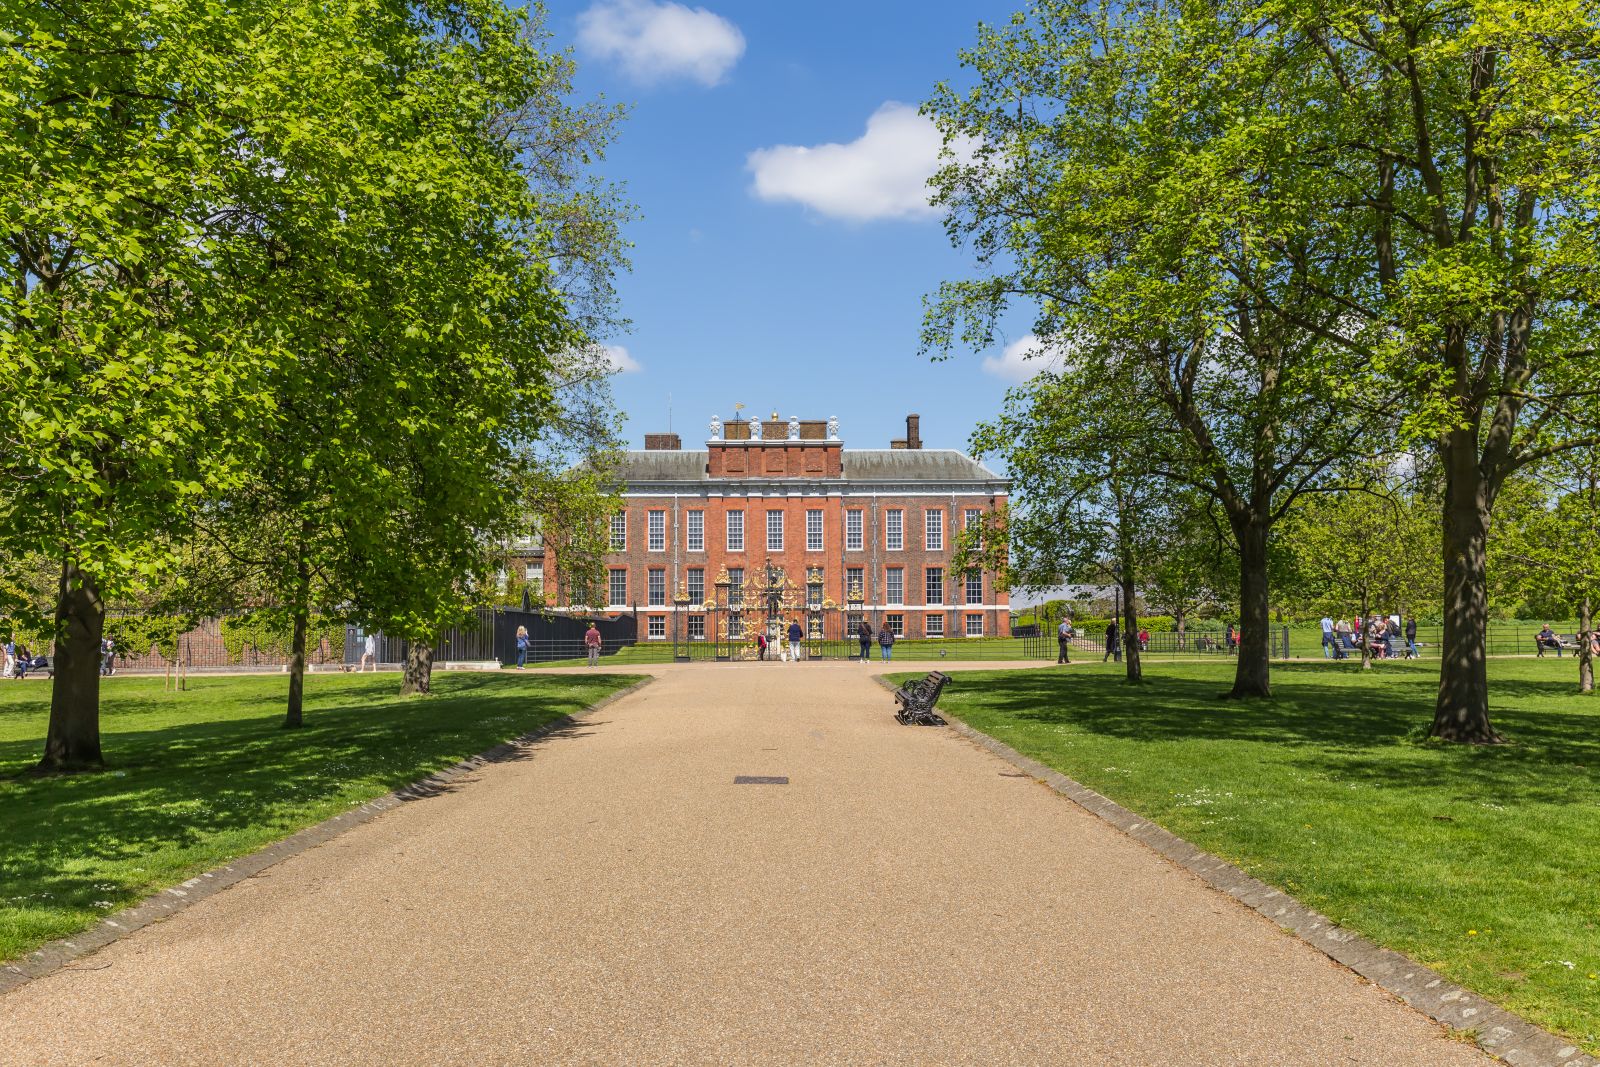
[539,0,1044,455]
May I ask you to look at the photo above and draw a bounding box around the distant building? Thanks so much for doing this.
[524,413,1011,642]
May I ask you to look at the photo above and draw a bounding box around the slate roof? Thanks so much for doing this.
[613,448,1004,485]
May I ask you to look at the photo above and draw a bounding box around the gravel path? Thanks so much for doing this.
[0,662,1491,1066]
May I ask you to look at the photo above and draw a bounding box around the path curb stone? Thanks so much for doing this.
[873,673,1597,1067]
[0,675,655,999]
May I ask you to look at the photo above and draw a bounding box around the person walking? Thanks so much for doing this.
[878,624,895,662]
[857,619,872,662]
[1319,615,1335,659]
[513,625,530,668]
[756,631,768,660]
[584,623,602,667]
[1056,616,1074,664]
[361,632,377,672]
[100,636,116,676]
[1405,616,1418,658]
[1102,620,1119,663]
[2,639,14,680]
[787,619,804,663]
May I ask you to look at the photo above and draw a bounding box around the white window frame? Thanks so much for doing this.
[965,614,986,637]
[610,512,627,551]
[926,614,944,638]
[845,509,863,551]
[886,613,904,637]
[767,510,784,552]
[688,615,705,640]
[726,510,744,552]
[647,569,665,606]
[966,570,983,605]
[647,510,665,552]
[886,567,904,605]
[885,509,903,551]
[687,510,704,552]
[925,510,943,551]
[687,567,704,603]
[806,509,824,552]
[845,566,864,601]
[607,568,626,606]
[925,567,943,605]
[647,616,666,639]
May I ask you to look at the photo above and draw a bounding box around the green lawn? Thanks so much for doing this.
[918,659,1600,1053]
[0,671,642,963]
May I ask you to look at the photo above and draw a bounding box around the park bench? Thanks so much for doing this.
[894,670,951,726]
[1535,634,1581,657]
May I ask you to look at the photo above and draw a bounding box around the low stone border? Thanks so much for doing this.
[873,674,1597,1067]
[0,675,656,998]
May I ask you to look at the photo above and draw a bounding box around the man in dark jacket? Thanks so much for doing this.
[787,619,805,662]
[858,620,873,662]
[1103,620,1119,663]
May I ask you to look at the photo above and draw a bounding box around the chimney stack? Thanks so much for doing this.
[644,432,682,451]
[891,414,923,450]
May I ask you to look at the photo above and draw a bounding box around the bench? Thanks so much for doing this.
[894,671,951,726]
[1535,634,1580,657]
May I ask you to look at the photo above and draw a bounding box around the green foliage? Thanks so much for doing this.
[102,615,188,660]
[218,614,343,664]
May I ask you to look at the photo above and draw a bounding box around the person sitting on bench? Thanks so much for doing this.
[1536,624,1563,657]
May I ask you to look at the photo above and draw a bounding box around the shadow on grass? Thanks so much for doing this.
[946,663,1600,806]
[0,672,635,933]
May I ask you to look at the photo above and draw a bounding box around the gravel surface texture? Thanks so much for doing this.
[0,662,1493,1066]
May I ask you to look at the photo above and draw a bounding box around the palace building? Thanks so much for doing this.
[530,412,1011,644]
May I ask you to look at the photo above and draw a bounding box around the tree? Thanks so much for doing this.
[1279,476,1441,669]
[924,0,1388,699]
[1,2,316,769]
[1233,0,1600,739]
[1491,448,1600,693]
[967,363,1228,684]
[206,1,580,723]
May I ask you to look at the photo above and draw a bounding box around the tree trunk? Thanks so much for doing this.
[1175,608,1186,652]
[283,605,309,729]
[37,559,105,773]
[400,639,433,696]
[1359,592,1372,671]
[1121,570,1142,683]
[283,549,311,729]
[1431,445,1501,742]
[1227,517,1272,699]
[1579,597,1593,695]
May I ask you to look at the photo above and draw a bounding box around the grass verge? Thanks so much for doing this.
[0,671,643,963]
[916,659,1600,1053]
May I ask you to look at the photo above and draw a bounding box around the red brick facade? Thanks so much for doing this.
[539,415,1011,642]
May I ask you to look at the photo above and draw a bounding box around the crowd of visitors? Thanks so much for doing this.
[1318,614,1418,659]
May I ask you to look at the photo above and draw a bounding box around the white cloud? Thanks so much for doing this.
[599,343,642,374]
[746,102,973,222]
[982,335,1063,383]
[577,0,745,87]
